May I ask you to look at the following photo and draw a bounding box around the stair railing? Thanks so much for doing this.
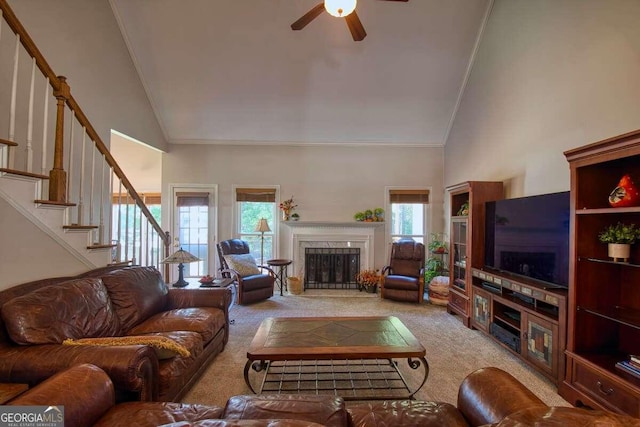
[0,0,170,273]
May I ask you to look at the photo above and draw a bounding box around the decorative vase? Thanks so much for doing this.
[608,243,630,262]
[282,211,290,221]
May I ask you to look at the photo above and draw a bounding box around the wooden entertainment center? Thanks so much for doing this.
[470,268,567,385]
[447,180,568,385]
[560,130,640,416]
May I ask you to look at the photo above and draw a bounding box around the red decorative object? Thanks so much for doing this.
[609,174,640,208]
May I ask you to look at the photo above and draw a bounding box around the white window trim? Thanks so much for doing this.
[384,185,432,261]
[167,183,218,282]
[231,184,280,259]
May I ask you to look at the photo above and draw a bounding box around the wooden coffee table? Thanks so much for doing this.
[244,316,428,400]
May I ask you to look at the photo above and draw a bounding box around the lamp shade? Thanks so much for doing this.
[161,248,201,264]
[255,218,271,233]
[324,0,357,17]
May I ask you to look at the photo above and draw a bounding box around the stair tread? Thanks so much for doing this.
[63,224,98,230]
[0,168,48,179]
[0,138,18,147]
[88,244,117,249]
[35,199,76,207]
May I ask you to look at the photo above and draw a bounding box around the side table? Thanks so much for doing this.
[0,383,28,404]
[185,277,237,323]
[266,259,292,296]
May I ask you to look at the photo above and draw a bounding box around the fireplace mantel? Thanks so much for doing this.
[283,221,385,228]
[286,221,381,279]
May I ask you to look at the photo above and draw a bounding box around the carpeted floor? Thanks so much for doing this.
[183,292,571,408]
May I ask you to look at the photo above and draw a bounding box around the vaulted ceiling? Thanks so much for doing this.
[110,0,491,146]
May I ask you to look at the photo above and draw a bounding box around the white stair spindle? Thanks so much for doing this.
[41,76,50,177]
[124,192,130,262]
[67,118,74,222]
[25,57,35,172]
[8,33,20,169]
[116,180,123,262]
[98,154,105,244]
[77,129,86,225]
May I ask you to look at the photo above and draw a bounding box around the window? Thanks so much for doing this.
[389,189,429,244]
[236,187,276,265]
[175,192,209,278]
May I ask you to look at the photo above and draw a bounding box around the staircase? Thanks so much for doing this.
[0,0,169,286]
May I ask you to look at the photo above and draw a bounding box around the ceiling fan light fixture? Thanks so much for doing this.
[324,0,357,18]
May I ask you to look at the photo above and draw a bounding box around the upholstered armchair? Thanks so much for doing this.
[217,239,275,305]
[381,238,426,303]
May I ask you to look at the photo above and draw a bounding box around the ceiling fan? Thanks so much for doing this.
[291,0,409,42]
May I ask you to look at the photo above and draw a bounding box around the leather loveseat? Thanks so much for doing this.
[7,363,640,426]
[0,265,231,402]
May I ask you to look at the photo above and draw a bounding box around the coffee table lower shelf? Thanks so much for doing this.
[245,358,428,401]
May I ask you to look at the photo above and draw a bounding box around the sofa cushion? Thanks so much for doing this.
[99,267,168,332]
[224,254,260,277]
[161,421,327,427]
[223,395,347,427]
[94,401,224,427]
[62,335,191,359]
[1,277,120,345]
[128,307,225,345]
[348,401,470,427]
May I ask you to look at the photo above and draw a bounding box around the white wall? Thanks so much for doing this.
[0,198,88,289]
[445,0,640,198]
[7,0,167,152]
[162,144,444,270]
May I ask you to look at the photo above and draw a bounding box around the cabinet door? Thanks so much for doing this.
[524,313,558,377]
[472,287,491,331]
[451,218,468,294]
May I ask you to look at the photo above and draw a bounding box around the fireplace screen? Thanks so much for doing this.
[304,248,360,289]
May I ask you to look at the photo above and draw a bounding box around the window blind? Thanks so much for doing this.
[176,192,209,207]
[389,189,430,204]
[236,188,276,203]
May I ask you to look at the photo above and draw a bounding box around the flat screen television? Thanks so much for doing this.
[484,191,570,289]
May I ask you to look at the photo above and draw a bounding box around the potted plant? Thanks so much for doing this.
[354,211,365,222]
[428,233,448,254]
[424,257,446,285]
[291,213,300,221]
[355,269,381,293]
[598,222,640,262]
[374,208,385,222]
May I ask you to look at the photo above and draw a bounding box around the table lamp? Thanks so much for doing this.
[161,247,201,288]
[255,218,271,266]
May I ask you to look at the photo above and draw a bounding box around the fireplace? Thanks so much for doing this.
[284,221,383,290]
[304,248,360,289]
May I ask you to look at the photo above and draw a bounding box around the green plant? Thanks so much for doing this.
[424,257,445,284]
[354,211,365,221]
[598,222,640,244]
[428,233,448,254]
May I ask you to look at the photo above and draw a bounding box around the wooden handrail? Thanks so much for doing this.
[0,0,169,249]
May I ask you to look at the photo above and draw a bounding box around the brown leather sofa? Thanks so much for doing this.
[8,363,640,427]
[0,265,231,402]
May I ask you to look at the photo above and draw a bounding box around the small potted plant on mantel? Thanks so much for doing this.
[598,222,640,262]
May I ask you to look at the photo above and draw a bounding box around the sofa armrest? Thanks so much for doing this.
[0,344,158,401]
[10,363,114,427]
[457,367,546,426]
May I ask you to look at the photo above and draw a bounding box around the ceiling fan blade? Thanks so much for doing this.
[345,10,366,41]
[291,3,325,31]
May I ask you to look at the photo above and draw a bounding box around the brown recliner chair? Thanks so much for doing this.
[381,238,425,303]
[217,239,275,305]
